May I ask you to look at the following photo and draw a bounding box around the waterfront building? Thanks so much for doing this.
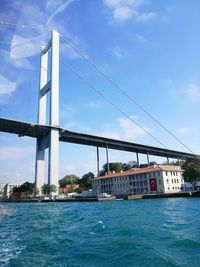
[92,165,184,197]
[0,183,22,198]
[59,184,80,194]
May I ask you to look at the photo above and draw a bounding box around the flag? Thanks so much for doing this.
[150,178,157,191]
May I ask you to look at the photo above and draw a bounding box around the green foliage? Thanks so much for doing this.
[139,164,149,168]
[123,161,139,170]
[59,174,80,188]
[149,161,157,166]
[79,172,94,190]
[103,162,124,173]
[100,160,156,176]
[41,184,57,195]
[13,182,34,195]
[182,158,200,183]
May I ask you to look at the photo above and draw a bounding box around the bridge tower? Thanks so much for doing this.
[35,31,60,195]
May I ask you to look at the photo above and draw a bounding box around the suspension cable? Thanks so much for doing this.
[0,22,193,153]
[0,21,52,32]
[0,41,43,48]
[60,34,194,154]
[60,58,168,149]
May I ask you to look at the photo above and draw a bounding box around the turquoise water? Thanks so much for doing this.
[1,199,200,267]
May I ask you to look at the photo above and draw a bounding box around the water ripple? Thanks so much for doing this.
[0,199,200,266]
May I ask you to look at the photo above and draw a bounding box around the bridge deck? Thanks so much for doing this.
[0,117,198,160]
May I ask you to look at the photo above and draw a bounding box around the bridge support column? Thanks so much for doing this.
[35,31,60,196]
[97,147,100,177]
[48,31,59,194]
[136,152,139,167]
[106,145,109,174]
[147,151,150,166]
[35,44,48,195]
[35,139,45,195]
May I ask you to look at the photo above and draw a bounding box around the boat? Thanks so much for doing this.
[98,193,116,201]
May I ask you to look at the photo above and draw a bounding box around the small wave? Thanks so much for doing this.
[172,238,200,249]
[94,220,106,230]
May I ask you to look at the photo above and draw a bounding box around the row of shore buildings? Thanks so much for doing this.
[0,183,22,198]
[1,165,186,199]
[92,165,184,197]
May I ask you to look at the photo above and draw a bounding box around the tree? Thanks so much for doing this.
[59,174,80,188]
[182,158,200,184]
[139,163,148,168]
[123,161,138,170]
[13,182,34,195]
[79,172,94,190]
[103,162,124,173]
[149,161,157,166]
[41,184,57,195]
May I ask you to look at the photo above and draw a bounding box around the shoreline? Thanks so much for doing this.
[1,191,200,203]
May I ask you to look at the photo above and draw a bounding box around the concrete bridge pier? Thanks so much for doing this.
[35,31,60,196]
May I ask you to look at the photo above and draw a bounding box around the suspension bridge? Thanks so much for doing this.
[0,23,199,195]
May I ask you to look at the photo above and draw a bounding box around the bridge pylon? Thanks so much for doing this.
[35,31,60,196]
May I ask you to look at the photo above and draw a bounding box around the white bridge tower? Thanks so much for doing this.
[35,31,60,195]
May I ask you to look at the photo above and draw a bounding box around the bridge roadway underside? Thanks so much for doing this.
[0,118,198,160]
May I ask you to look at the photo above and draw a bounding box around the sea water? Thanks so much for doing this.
[0,198,200,267]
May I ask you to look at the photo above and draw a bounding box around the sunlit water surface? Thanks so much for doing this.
[1,198,200,267]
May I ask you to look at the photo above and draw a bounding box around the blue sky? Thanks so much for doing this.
[0,0,200,183]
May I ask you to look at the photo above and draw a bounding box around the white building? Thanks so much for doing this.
[92,165,184,197]
[0,183,22,198]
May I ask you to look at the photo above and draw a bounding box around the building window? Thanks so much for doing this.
[166,179,169,183]
[166,172,168,176]
[171,179,173,183]
[159,180,161,184]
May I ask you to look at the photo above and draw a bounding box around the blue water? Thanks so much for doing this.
[1,199,200,267]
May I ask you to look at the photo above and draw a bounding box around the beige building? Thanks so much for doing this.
[92,165,184,197]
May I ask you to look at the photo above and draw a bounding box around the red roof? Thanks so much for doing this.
[94,165,182,180]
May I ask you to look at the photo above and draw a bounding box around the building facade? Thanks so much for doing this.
[0,183,22,198]
[92,165,184,197]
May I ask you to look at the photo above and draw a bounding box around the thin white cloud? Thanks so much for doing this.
[117,116,151,139]
[136,34,149,44]
[170,82,200,102]
[136,12,156,22]
[60,104,76,119]
[110,46,127,60]
[47,0,77,25]
[98,129,121,139]
[0,145,34,161]
[113,6,136,22]
[60,161,96,178]
[185,83,200,101]
[103,0,156,23]
[178,128,192,134]
[63,120,92,133]
[3,0,81,71]
[96,115,151,141]
[84,101,102,108]
[0,74,17,95]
